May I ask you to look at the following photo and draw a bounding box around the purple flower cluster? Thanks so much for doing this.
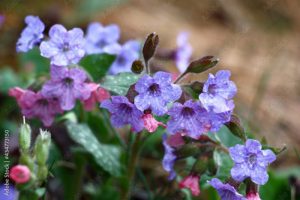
[16,15,45,52]
[40,25,85,66]
[229,139,276,185]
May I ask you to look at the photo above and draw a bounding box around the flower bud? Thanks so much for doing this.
[34,130,51,165]
[143,32,159,63]
[246,180,261,200]
[10,165,31,184]
[131,60,144,74]
[179,174,200,196]
[37,165,48,181]
[175,143,199,159]
[225,115,246,141]
[19,118,31,152]
[192,157,208,174]
[142,113,165,133]
[185,56,219,74]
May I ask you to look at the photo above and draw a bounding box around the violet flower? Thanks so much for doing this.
[101,96,144,132]
[175,32,192,73]
[209,178,246,200]
[162,134,177,180]
[229,139,276,185]
[85,22,120,55]
[16,15,45,52]
[134,71,182,116]
[109,40,140,74]
[41,66,92,110]
[40,24,85,66]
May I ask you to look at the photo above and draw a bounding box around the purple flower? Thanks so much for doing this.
[16,15,45,52]
[134,71,182,116]
[167,100,208,139]
[175,32,192,73]
[200,107,232,132]
[9,87,63,126]
[41,66,91,110]
[40,24,85,66]
[162,134,177,180]
[109,40,140,74]
[229,139,276,185]
[199,70,237,113]
[101,96,144,132]
[209,178,246,200]
[85,22,120,55]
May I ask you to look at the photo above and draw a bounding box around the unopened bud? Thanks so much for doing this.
[192,157,208,174]
[131,60,144,74]
[185,56,219,74]
[143,32,159,63]
[225,115,246,141]
[34,130,51,165]
[246,179,261,200]
[19,118,31,152]
[37,165,48,181]
[207,158,217,176]
[175,143,199,159]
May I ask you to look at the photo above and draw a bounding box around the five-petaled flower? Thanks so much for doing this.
[209,178,246,200]
[85,22,120,55]
[229,139,276,185]
[134,71,182,116]
[16,15,45,52]
[40,24,85,66]
[41,65,92,110]
[101,96,144,132]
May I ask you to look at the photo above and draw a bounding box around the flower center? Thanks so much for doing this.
[181,107,195,117]
[37,99,49,107]
[247,154,257,168]
[63,77,74,87]
[119,103,132,113]
[207,84,218,94]
[116,55,126,66]
[148,83,161,95]
[96,39,108,48]
[62,42,70,52]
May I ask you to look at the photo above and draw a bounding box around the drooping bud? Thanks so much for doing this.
[19,117,31,152]
[142,33,159,64]
[131,60,144,74]
[10,165,31,184]
[175,143,200,159]
[225,115,246,142]
[34,129,51,165]
[185,56,219,74]
[246,179,261,200]
[207,158,217,176]
[142,113,165,133]
[192,156,209,174]
[179,174,201,196]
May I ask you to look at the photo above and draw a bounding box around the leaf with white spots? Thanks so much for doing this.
[66,122,121,176]
[101,72,140,95]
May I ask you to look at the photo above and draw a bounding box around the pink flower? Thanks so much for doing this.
[83,83,110,111]
[142,113,165,133]
[179,174,200,196]
[9,87,63,126]
[167,132,185,147]
[246,193,261,200]
[10,165,31,184]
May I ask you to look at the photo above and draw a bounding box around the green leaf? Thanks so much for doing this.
[213,150,233,181]
[79,54,116,81]
[209,126,243,147]
[65,122,121,176]
[0,68,21,93]
[101,72,140,95]
[18,47,50,76]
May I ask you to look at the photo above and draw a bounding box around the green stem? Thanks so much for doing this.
[122,132,142,200]
[174,72,188,84]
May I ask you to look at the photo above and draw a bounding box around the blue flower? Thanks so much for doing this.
[16,15,45,52]
[85,22,120,55]
[41,65,91,110]
[109,40,140,74]
[101,96,144,132]
[40,24,85,66]
[134,71,182,116]
[229,139,276,185]
[199,70,237,113]
[167,100,208,139]
[162,134,177,180]
[175,32,192,73]
[209,178,246,200]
